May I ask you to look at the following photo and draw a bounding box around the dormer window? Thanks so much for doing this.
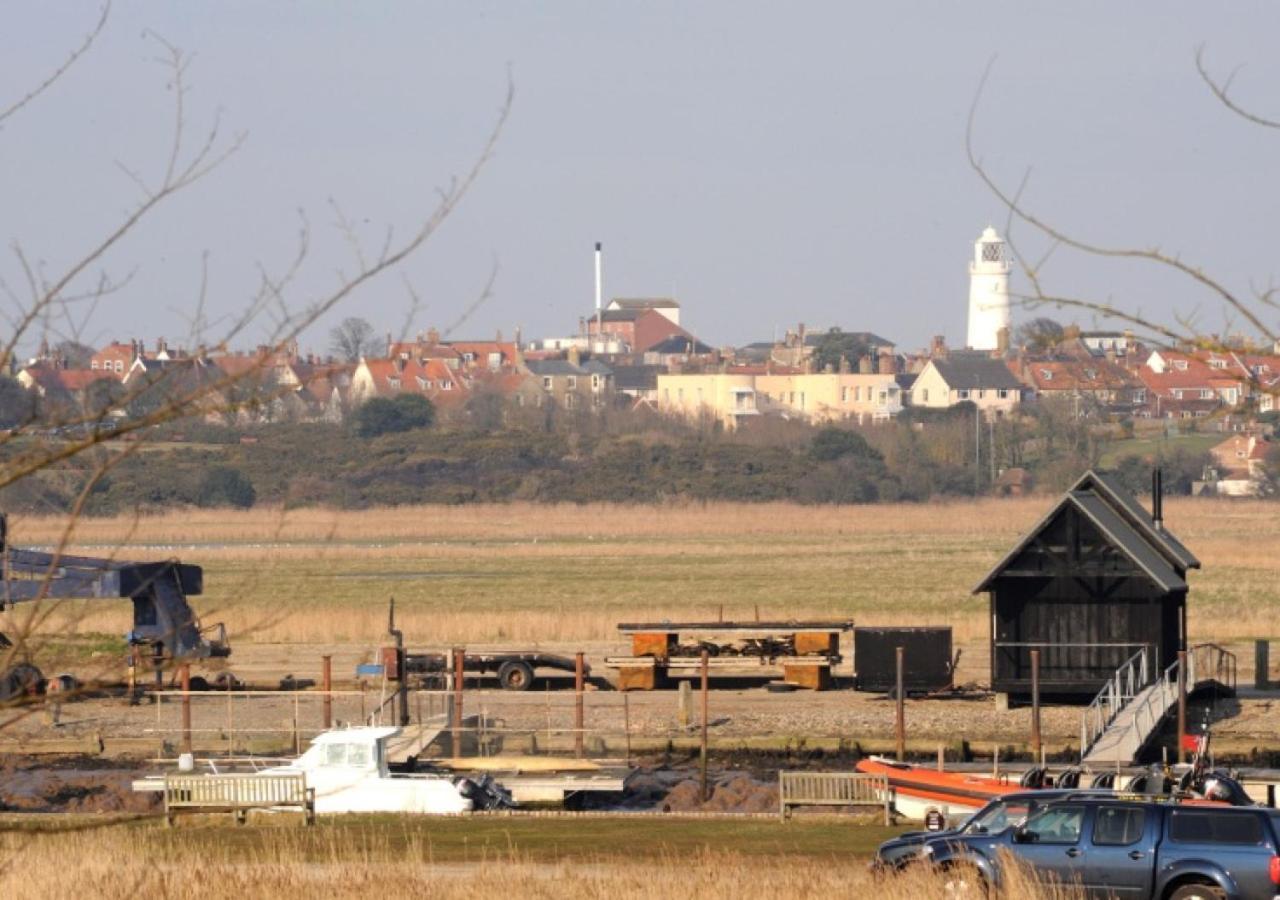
[387,376,400,390]
[1172,359,1188,371]
[1040,369,1052,381]
[1084,368,1097,380]
[441,380,453,391]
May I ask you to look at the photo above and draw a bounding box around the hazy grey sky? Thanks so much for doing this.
[4,2,1279,356]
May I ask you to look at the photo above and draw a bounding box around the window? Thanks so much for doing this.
[347,743,371,767]
[323,743,347,766]
[1169,810,1263,845]
[1173,359,1188,371]
[91,360,99,369]
[921,389,929,403]
[1200,389,1213,399]
[957,389,970,400]
[564,393,576,409]
[978,389,986,399]
[1021,805,1084,845]
[677,388,684,402]
[1040,369,1053,381]
[1093,807,1146,847]
[1173,390,1183,400]
[800,392,805,409]
[592,375,601,390]
[841,387,849,403]
[878,391,887,404]
[387,376,400,390]
[543,376,553,391]
[115,360,124,372]
[567,376,577,389]
[981,241,1002,262]
[441,380,452,391]
[997,389,1008,400]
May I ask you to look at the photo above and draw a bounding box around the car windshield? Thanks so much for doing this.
[964,801,1032,834]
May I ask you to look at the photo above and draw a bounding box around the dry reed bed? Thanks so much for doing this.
[0,825,1083,900]
[10,500,1280,646]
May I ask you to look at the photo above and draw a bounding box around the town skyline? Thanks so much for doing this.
[5,4,1279,359]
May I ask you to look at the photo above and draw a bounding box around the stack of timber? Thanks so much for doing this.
[606,620,852,690]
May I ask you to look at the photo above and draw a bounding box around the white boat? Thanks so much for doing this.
[133,725,505,815]
[263,725,494,815]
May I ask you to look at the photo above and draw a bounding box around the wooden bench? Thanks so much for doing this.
[778,771,890,824]
[163,772,315,826]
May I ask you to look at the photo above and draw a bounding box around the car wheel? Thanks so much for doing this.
[1168,884,1225,900]
[497,660,534,691]
[940,863,988,899]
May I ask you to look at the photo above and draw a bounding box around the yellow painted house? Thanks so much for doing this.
[910,354,1023,418]
[657,371,901,429]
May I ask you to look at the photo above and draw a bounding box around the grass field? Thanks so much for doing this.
[1097,431,1223,466]
[0,815,1080,899]
[8,498,1280,649]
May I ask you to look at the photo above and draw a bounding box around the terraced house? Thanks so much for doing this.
[656,368,902,429]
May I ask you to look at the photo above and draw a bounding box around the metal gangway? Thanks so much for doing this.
[1080,643,1236,767]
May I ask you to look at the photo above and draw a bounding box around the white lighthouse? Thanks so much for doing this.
[966,226,1012,351]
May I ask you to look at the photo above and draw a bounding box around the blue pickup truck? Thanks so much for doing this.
[872,789,1118,871]
[922,797,1280,899]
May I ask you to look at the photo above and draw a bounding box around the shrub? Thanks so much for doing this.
[196,466,256,508]
[354,394,435,437]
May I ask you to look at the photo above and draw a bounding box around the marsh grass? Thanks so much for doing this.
[0,817,1085,899]
[10,499,1279,647]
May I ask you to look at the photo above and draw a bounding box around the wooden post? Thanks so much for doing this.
[623,691,632,767]
[1256,640,1270,691]
[574,651,585,759]
[1177,649,1188,764]
[677,680,692,728]
[453,648,465,759]
[895,646,905,762]
[321,655,332,730]
[180,663,192,755]
[700,649,709,802]
[1030,649,1042,760]
[937,744,945,772]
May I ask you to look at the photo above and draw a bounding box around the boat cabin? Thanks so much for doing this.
[974,470,1199,699]
[294,726,397,776]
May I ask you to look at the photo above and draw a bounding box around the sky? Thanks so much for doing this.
[3,2,1279,358]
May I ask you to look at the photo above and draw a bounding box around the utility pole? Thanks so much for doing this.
[974,392,981,496]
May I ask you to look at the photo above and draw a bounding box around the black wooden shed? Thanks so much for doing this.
[974,470,1199,699]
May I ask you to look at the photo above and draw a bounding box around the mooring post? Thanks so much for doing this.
[1177,649,1188,764]
[1030,649,1042,761]
[574,651,585,759]
[453,647,465,760]
[895,646,905,762]
[321,655,332,730]
[700,648,710,802]
[179,663,192,755]
[623,691,632,767]
[1256,640,1270,691]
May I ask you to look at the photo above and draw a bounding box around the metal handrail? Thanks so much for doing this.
[1080,643,1238,763]
[1079,646,1150,757]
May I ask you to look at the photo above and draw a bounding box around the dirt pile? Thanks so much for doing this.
[661,774,778,813]
[0,759,159,814]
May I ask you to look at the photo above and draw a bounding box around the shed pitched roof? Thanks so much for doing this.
[972,468,1198,594]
